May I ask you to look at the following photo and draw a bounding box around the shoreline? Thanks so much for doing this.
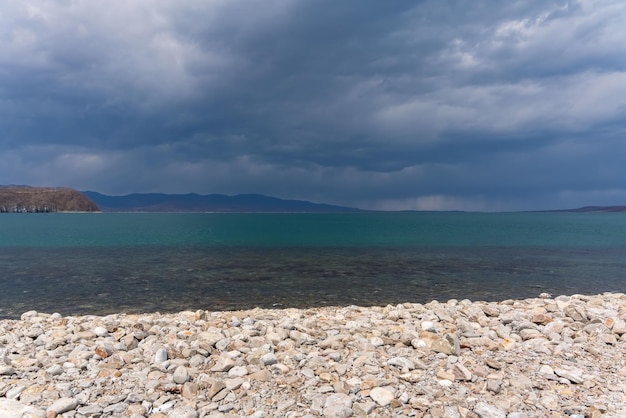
[1,292,626,417]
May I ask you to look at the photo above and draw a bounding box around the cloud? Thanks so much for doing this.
[1,0,626,210]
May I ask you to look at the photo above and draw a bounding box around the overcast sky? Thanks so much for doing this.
[2,1,626,210]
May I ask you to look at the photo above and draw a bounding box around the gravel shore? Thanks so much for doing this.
[1,292,626,417]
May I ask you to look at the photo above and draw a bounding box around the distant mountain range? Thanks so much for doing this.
[84,191,362,213]
[5,185,626,213]
[550,206,626,213]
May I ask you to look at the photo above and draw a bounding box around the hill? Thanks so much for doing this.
[0,186,99,213]
[84,191,362,213]
[565,206,626,213]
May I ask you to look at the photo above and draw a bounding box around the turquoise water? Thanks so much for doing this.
[1,212,625,318]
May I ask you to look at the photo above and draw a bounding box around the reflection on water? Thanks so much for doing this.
[1,245,624,319]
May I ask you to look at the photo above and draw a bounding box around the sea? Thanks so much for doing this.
[1,212,625,319]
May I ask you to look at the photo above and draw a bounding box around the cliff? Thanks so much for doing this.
[0,186,99,213]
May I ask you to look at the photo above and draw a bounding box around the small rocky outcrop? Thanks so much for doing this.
[0,186,99,212]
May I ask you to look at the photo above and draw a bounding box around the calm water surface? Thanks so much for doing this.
[1,212,625,318]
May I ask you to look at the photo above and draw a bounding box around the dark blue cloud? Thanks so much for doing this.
[1,0,626,210]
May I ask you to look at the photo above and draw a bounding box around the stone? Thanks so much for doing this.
[323,393,353,418]
[249,369,272,381]
[228,365,248,377]
[46,365,64,376]
[399,371,422,383]
[154,347,168,363]
[585,406,602,418]
[436,370,455,381]
[0,398,45,418]
[370,336,384,347]
[168,405,200,418]
[563,305,587,322]
[386,357,414,370]
[182,382,199,399]
[103,402,128,414]
[431,334,460,355]
[0,365,15,375]
[612,318,626,334]
[208,380,226,400]
[484,358,502,370]
[456,318,479,336]
[473,402,506,418]
[353,401,376,416]
[93,326,109,337]
[486,379,502,394]
[451,363,472,381]
[210,358,235,372]
[370,386,394,406]
[47,398,79,415]
[261,352,278,366]
[173,366,190,384]
[77,405,103,417]
[421,321,437,332]
[554,366,584,384]
[5,385,25,399]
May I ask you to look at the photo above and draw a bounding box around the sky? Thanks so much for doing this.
[2,0,626,211]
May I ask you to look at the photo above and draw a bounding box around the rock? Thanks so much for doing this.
[486,379,502,394]
[353,401,376,416]
[386,357,414,370]
[563,305,587,322]
[484,358,502,370]
[207,380,226,400]
[451,363,472,381]
[436,370,455,381]
[228,365,248,377]
[583,323,610,335]
[370,386,394,406]
[5,385,25,399]
[530,313,551,324]
[249,369,273,381]
[399,371,422,383]
[585,406,603,418]
[47,398,79,415]
[182,382,199,399]
[612,318,626,334]
[421,321,437,332]
[104,402,128,415]
[474,401,506,418]
[76,405,103,417]
[46,364,64,376]
[456,318,479,336]
[323,393,353,418]
[431,334,460,355]
[261,352,278,366]
[0,365,15,375]
[173,366,190,384]
[369,336,384,347]
[168,405,199,418]
[210,358,235,372]
[93,326,109,337]
[154,347,168,363]
[554,366,584,384]
[0,398,45,418]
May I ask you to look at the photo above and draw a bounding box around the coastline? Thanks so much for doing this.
[1,292,625,417]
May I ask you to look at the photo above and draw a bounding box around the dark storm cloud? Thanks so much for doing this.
[2,0,626,210]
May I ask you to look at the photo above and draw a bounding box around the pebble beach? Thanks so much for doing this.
[1,292,626,418]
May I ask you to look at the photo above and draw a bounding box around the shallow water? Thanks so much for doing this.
[1,212,625,318]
